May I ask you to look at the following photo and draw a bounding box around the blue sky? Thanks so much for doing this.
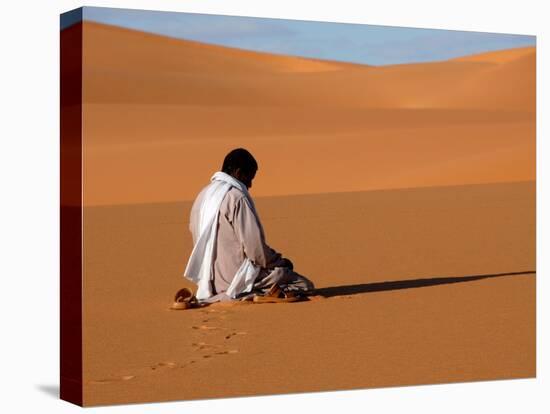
[61,6,535,66]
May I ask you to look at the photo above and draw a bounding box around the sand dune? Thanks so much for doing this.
[452,46,535,63]
[81,22,534,110]
[82,120,534,205]
[55,22,537,205]
[82,21,353,75]
[443,50,535,110]
[77,21,536,110]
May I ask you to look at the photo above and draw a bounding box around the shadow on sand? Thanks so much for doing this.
[314,271,535,298]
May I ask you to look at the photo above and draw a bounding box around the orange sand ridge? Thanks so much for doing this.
[64,22,536,205]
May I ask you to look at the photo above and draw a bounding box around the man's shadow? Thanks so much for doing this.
[314,270,535,298]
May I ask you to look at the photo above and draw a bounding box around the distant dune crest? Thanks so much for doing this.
[452,46,535,63]
[61,21,536,205]
[79,21,535,112]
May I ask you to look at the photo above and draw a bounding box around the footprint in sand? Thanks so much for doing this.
[150,361,177,370]
[225,331,247,340]
[177,360,197,367]
[192,325,220,330]
[200,349,239,359]
[215,349,239,355]
[192,342,221,351]
[90,359,196,384]
[89,375,135,385]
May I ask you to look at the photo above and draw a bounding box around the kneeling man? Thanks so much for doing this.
[184,148,315,303]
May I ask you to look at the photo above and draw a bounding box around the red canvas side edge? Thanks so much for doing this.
[60,20,83,407]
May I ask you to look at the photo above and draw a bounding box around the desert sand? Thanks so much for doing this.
[64,21,537,405]
[78,21,535,205]
[82,182,535,406]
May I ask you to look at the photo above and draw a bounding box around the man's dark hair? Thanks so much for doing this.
[221,148,258,175]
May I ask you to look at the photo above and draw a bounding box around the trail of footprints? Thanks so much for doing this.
[88,307,247,385]
[190,308,246,360]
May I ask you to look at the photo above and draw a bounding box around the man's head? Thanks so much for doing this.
[221,148,258,189]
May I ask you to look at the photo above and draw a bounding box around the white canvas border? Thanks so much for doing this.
[0,0,546,412]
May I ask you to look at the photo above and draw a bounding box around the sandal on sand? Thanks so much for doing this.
[252,284,304,304]
[170,288,198,310]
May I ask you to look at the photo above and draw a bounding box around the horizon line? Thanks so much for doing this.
[63,20,536,69]
[60,7,536,67]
